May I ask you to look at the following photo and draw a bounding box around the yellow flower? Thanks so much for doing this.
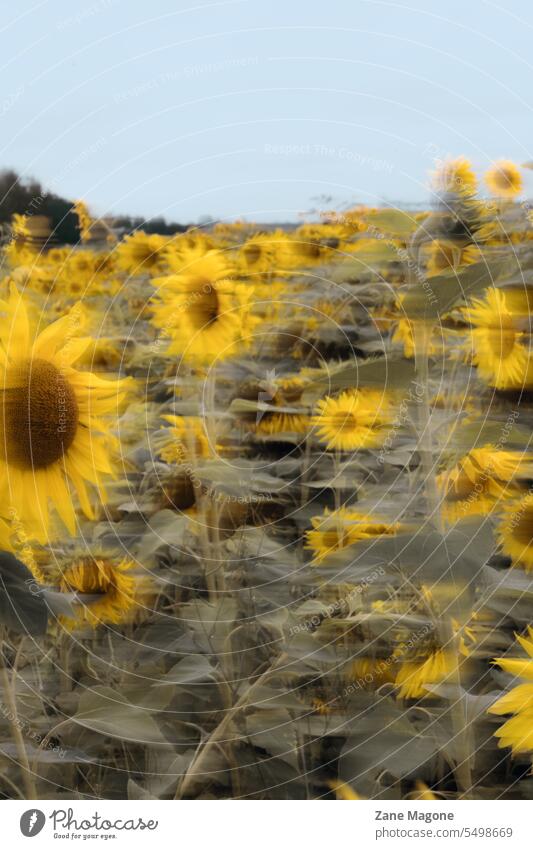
[485,160,523,198]
[159,415,211,462]
[395,648,454,699]
[306,506,399,563]
[117,231,167,275]
[432,157,477,195]
[151,251,252,364]
[74,200,93,242]
[327,779,362,800]
[0,284,131,543]
[465,288,528,389]
[286,226,336,266]
[237,231,288,275]
[161,468,200,515]
[488,628,533,754]
[59,556,139,627]
[312,389,392,451]
[239,374,310,435]
[497,492,533,571]
[437,446,529,522]
[411,782,438,800]
[165,231,215,269]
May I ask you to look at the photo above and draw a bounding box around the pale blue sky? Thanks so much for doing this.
[2,0,532,222]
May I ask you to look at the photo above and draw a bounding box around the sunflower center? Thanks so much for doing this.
[487,328,516,359]
[331,412,358,432]
[163,470,199,512]
[62,559,113,594]
[3,358,79,470]
[190,285,220,328]
[243,244,262,265]
[511,510,533,547]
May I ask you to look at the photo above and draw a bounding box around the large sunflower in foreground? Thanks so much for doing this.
[488,629,533,754]
[312,389,393,451]
[0,285,131,543]
[151,251,252,364]
[465,287,528,389]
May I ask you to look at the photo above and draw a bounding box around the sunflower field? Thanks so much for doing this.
[2,157,533,801]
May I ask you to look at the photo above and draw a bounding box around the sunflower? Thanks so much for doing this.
[485,160,523,198]
[117,231,168,275]
[238,374,310,435]
[59,555,139,627]
[349,655,395,689]
[488,628,533,754]
[159,415,211,463]
[465,287,528,389]
[306,506,399,563]
[286,226,335,267]
[161,467,201,515]
[497,492,533,571]
[237,231,288,275]
[432,157,477,196]
[151,251,252,364]
[312,389,392,451]
[437,446,529,522]
[0,284,131,543]
[164,230,215,269]
[395,648,454,699]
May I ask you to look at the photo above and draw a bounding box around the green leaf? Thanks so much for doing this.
[363,209,419,238]
[71,686,168,745]
[0,552,48,636]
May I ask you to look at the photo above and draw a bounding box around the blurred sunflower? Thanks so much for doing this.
[161,467,201,515]
[240,374,310,435]
[159,415,211,462]
[497,492,533,571]
[59,555,139,627]
[485,160,523,198]
[437,446,530,522]
[286,226,335,267]
[117,231,167,275]
[237,231,288,275]
[395,648,454,699]
[0,284,131,543]
[306,506,399,563]
[432,157,477,196]
[151,251,252,364]
[488,628,533,754]
[465,287,528,389]
[312,388,392,451]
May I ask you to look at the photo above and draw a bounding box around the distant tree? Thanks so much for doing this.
[0,168,80,244]
[0,169,191,242]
